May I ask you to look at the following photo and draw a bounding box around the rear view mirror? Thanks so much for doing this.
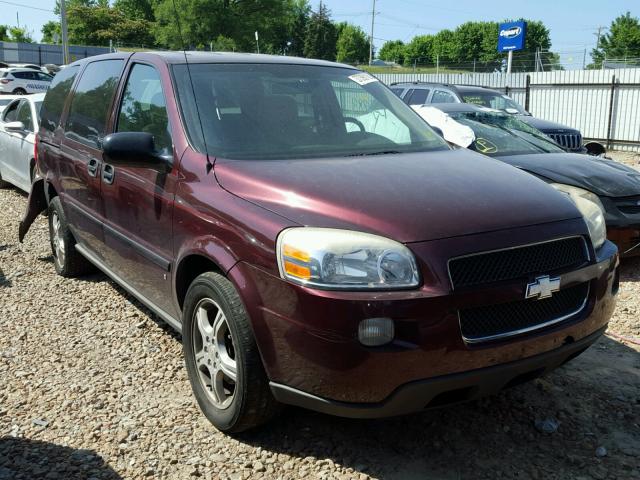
[103,132,171,171]
[4,121,25,133]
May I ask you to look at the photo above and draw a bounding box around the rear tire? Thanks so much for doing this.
[0,169,8,189]
[48,196,94,277]
[182,271,280,433]
[12,88,26,95]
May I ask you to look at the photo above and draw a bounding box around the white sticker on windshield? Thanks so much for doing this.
[348,72,378,86]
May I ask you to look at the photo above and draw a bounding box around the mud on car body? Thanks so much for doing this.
[20,52,618,433]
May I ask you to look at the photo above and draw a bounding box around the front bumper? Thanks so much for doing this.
[230,221,618,413]
[269,325,606,418]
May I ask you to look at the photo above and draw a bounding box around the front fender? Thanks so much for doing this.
[18,178,47,242]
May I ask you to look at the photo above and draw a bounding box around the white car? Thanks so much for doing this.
[0,93,45,193]
[0,68,52,95]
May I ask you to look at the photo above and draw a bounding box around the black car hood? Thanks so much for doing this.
[517,115,579,134]
[496,152,640,198]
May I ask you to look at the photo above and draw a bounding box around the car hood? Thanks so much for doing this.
[214,149,580,243]
[516,115,579,134]
[496,152,640,198]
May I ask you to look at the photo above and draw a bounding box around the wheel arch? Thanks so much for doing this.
[584,141,606,156]
[174,249,238,312]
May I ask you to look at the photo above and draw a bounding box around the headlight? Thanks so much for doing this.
[276,228,420,290]
[551,183,606,250]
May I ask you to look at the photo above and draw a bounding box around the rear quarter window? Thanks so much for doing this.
[40,65,80,134]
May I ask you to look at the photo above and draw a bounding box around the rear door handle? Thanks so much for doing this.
[102,163,115,184]
[87,157,100,177]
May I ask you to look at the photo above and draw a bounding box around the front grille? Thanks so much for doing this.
[459,282,589,342]
[547,132,583,151]
[449,237,588,289]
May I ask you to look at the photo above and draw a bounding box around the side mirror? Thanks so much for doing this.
[4,121,25,133]
[504,108,520,115]
[103,132,171,171]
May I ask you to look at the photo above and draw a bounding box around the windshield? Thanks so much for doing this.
[449,110,565,156]
[173,63,448,160]
[460,91,528,115]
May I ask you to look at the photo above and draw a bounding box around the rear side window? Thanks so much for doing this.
[406,89,430,105]
[36,72,53,82]
[40,65,79,133]
[431,90,457,104]
[65,60,123,147]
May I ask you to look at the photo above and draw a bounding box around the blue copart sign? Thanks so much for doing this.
[497,21,526,52]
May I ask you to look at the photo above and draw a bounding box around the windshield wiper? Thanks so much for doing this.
[346,150,402,157]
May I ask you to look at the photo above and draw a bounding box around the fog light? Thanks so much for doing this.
[358,318,394,346]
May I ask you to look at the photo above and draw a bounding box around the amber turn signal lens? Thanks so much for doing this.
[284,260,311,279]
[283,244,311,262]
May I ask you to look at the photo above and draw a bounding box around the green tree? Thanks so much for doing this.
[113,0,155,21]
[378,40,406,64]
[403,35,434,66]
[335,23,369,64]
[41,21,61,43]
[8,26,33,43]
[303,1,336,60]
[67,3,154,46]
[211,34,236,52]
[450,21,501,69]
[153,0,294,52]
[592,12,640,67]
[508,20,554,72]
[287,0,310,56]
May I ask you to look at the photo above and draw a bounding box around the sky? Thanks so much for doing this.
[1,0,638,68]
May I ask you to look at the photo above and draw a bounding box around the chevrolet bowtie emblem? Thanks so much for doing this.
[525,275,561,300]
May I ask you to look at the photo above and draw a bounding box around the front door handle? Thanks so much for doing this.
[87,157,100,177]
[102,164,115,184]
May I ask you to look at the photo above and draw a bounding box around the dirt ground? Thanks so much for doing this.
[0,185,639,480]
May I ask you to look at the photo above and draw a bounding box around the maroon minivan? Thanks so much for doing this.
[20,52,618,433]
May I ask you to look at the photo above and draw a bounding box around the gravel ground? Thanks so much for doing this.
[1,186,639,480]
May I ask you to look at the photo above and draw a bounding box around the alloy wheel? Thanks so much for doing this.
[51,212,65,268]
[192,298,237,409]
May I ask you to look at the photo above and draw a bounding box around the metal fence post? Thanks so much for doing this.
[524,74,531,112]
[606,74,616,150]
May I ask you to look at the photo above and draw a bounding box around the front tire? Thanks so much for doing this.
[12,88,26,95]
[182,272,280,433]
[48,196,94,277]
[0,169,8,189]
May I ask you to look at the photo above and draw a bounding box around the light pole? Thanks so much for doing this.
[60,0,70,65]
[369,0,376,65]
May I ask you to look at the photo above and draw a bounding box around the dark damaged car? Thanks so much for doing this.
[416,103,640,256]
[20,52,618,433]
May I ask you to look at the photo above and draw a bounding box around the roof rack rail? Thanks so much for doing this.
[389,81,450,87]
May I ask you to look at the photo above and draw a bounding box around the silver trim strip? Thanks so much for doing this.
[459,284,590,344]
[447,235,590,289]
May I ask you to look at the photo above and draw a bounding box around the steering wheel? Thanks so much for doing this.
[344,117,365,132]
